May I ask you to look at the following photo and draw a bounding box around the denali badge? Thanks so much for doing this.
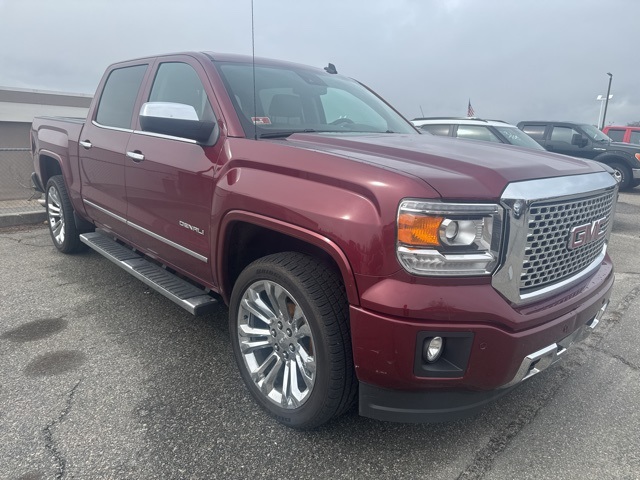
[567,217,606,250]
[179,220,205,235]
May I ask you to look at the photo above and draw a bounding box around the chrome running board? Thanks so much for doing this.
[80,231,218,315]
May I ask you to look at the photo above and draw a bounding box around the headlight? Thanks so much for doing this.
[396,200,503,276]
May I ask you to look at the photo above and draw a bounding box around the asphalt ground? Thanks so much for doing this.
[0,190,639,480]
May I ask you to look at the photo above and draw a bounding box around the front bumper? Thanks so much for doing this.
[633,168,640,179]
[352,260,614,423]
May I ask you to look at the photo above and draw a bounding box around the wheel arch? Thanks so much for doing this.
[217,211,359,306]
[37,150,64,188]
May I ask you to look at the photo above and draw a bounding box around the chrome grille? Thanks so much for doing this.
[521,190,616,291]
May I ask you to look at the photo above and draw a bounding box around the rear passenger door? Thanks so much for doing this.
[124,56,224,286]
[79,62,150,237]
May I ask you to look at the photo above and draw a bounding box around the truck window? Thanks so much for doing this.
[95,65,147,129]
[550,126,579,143]
[630,131,640,145]
[521,124,546,140]
[148,62,215,122]
[456,125,501,143]
[606,129,625,142]
[214,62,417,137]
[319,88,387,130]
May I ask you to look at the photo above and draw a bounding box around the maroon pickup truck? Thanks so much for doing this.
[31,52,617,429]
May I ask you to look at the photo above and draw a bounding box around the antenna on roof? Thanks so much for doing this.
[251,0,258,140]
[324,63,338,74]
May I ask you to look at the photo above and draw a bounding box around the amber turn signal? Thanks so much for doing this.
[398,213,443,246]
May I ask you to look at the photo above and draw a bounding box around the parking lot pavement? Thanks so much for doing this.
[0,191,639,480]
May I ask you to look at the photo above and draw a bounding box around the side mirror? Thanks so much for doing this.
[571,133,588,148]
[139,102,217,144]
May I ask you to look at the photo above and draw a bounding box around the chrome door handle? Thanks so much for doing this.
[126,151,145,162]
[79,140,92,149]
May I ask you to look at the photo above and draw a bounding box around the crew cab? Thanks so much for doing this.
[517,120,640,190]
[31,52,617,429]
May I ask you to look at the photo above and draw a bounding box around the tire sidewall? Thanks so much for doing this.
[229,258,335,428]
[46,176,77,253]
[609,162,631,190]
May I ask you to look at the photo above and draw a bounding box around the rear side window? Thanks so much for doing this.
[420,124,451,136]
[455,125,501,143]
[606,129,625,142]
[521,124,546,140]
[630,131,640,145]
[95,65,147,129]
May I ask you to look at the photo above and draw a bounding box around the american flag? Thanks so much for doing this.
[467,99,475,117]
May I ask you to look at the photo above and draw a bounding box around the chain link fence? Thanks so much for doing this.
[0,147,43,216]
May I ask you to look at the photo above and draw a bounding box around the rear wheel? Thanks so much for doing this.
[609,162,632,190]
[229,252,357,429]
[46,175,83,253]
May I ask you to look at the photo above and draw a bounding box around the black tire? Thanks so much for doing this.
[229,252,357,429]
[45,175,83,253]
[609,161,632,190]
[632,179,640,188]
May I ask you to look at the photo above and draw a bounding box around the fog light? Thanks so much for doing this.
[423,336,444,363]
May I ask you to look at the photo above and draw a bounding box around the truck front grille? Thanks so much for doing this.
[521,190,616,291]
[492,172,618,305]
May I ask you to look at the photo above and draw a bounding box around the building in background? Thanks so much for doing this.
[0,87,92,207]
[0,86,92,147]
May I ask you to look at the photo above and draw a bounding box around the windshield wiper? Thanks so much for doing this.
[259,129,317,139]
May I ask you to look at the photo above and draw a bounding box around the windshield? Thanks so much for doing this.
[493,126,545,150]
[580,124,611,142]
[214,61,417,138]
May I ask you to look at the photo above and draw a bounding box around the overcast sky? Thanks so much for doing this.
[1,0,638,126]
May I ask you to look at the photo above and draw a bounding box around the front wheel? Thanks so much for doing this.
[229,252,357,429]
[46,175,82,253]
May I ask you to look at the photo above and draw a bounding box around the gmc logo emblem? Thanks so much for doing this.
[568,217,607,250]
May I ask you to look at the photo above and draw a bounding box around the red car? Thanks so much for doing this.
[603,125,640,145]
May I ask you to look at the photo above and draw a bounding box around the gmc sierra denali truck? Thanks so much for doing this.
[31,52,617,429]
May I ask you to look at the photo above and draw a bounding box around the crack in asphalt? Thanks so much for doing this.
[43,380,81,480]
[0,235,52,248]
[605,284,640,324]
[456,362,575,480]
[457,283,640,479]
[592,346,640,372]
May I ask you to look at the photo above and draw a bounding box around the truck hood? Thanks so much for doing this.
[608,140,640,154]
[284,133,606,199]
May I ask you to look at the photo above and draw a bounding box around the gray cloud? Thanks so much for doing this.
[1,0,638,125]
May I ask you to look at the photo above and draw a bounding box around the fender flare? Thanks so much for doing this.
[217,210,359,306]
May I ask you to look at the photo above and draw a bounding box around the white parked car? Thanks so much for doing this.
[412,117,545,150]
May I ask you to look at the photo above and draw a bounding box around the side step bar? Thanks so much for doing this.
[80,231,218,315]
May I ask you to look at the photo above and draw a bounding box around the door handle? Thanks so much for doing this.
[79,140,92,149]
[126,151,145,162]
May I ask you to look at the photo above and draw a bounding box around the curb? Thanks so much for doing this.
[0,211,47,228]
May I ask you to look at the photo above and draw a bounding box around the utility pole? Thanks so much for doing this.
[600,72,613,129]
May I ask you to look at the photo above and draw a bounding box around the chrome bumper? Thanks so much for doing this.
[501,300,609,389]
[633,168,640,179]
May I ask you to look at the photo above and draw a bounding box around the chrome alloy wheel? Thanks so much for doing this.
[612,167,623,184]
[47,185,65,246]
[237,280,316,409]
